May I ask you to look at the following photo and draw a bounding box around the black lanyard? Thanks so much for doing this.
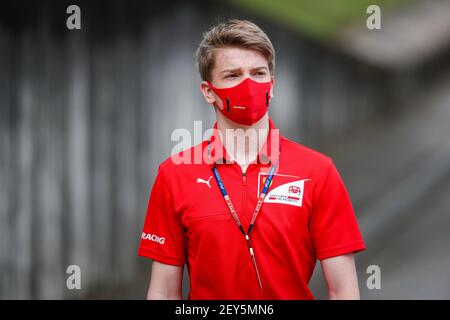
[207,139,278,292]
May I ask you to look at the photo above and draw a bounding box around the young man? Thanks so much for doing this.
[138,19,366,300]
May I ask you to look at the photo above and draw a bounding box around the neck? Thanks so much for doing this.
[216,113,270,172]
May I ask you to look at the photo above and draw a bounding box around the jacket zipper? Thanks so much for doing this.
[242,170,247,225]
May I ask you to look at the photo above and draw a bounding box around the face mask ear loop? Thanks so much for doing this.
[207,81,225,112]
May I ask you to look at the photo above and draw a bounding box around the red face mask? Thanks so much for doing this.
[207,77,273,126]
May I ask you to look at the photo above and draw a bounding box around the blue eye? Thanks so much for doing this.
[226,74,237,79]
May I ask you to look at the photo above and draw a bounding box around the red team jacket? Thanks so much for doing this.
[138,117,366,299]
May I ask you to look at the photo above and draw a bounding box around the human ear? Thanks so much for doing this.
[270,77,275,99]
[200,81,223,110]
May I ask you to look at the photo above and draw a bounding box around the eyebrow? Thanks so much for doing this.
[252,66,269,71]
[220,66,269,74]
[220,68,240,74]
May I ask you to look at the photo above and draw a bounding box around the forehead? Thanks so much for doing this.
[213,47,268,71]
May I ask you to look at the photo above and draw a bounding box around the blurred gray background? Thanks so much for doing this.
[1,0,450,299]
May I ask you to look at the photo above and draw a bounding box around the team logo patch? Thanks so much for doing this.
[196,175,212,188]
[141,232,166,245]
[262,178,310,207]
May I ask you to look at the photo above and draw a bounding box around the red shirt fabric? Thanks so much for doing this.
[138,117,366,299]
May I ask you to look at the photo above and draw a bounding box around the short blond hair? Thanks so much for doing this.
[195,19,275,81]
